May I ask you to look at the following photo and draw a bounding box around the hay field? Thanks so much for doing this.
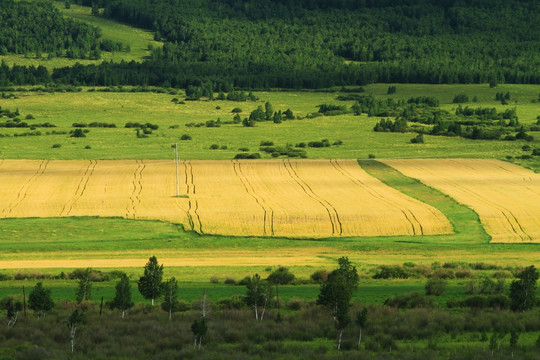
[0,159,451,238]
[381,159,540,243]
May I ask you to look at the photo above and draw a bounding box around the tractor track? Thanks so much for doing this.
[2,160,49,216]
[330,159,423,235]
[283,159,342,236]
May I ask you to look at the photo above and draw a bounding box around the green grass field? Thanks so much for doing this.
[0,84,539,171]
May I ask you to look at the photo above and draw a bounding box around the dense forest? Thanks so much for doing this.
[2,0,540,88]
[0,1,106,60]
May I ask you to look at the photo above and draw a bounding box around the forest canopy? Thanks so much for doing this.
[3,0,540,88]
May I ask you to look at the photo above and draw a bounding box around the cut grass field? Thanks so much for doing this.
[0,84,538,172]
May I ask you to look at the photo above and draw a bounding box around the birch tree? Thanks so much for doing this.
[67,309,84,353]
[113,274,133,319]
[161,277,179,320]
[138,256,164,306]
[1,296,22,328]
[317,257,359,352]
[75,268,92,304]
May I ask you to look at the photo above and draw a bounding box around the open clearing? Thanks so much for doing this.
[382,159,540,243]
[0,159,451,238]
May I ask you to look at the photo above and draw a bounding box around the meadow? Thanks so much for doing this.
[0,84,538,171]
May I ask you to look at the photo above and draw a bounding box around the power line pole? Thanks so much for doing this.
[175,143,179,197]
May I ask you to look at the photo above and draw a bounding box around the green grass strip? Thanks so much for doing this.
[358,159,490,243]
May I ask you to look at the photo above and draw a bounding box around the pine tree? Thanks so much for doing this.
[28,282,54,318]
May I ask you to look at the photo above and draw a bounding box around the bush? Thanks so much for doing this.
[267,266,295,285]
[51,143,61,148]
[453,94,469,103]
[209,144,219,150]
[231,107,242,113]
[224,277,236,285]
[368,154,376,159]
[286,298,305,311]
[180,134,192,140]
[310,269,328,283]
[373,265,412,279]
[234,153,261,159]
[410,133,424,144]
[455,267,473,279]
[216,296,245,310]
[385,292,433,309]
[238,147,249,152]
[260,140,274,146]
[210,276,219,284]
[425,278,447,296]
[431,268,454,279]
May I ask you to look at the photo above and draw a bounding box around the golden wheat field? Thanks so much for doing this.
[0,159,451,238]
[382,158,540,243]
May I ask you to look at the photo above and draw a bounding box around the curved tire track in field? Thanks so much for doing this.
[2,160,49,216]
[233,161,274,236]
[331,159,423,235]
[283,159,342,236]
[232,161,270,236]
[126,160,145,219]
[181,161,202,233]
[413,161,532,242]
[61,160,98,216]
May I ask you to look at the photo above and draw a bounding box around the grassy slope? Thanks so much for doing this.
[0,3,162,69]
[0,84,538,172]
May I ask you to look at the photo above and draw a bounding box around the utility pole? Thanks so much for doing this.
[175,143,179,197]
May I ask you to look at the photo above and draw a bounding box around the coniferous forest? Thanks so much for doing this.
[1,0,540,88]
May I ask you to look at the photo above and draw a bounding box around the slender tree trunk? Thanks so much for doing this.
[198,337,202,350]
[358,327,362,349]
[254,305,258,320]
[194,337,197,349]
[151,298,154,306]
[99,296,103,316]
[122,310,125,319]
[261,297,268,321]
[7,311,18,329]
[337,329,343,354]
[22,286,26,319]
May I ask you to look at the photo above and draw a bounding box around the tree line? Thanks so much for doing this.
[1,1,539,87]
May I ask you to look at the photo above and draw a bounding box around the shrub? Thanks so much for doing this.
[368,154,376,159]
[333,140,343,145]
[373,265,411,279]
[385,292,433,309]
[453,94,469,103]
[210,276,219,284]
[220,145,228,150]
[267,266,295,285]
[216,296,245,310]
[425,278,447,296]
[286,298,304,311]
[224,277,236,285]
[84,145,91,149]
[310,269,328,283]
[51,143,61,148]
[455,267,473,279]
[533,148,540,156]
[231,107,242,113]
[70,128,86,137]
[410,133,424,144]
[238,147,249,152]
[180,134,192,140]
[260,140,274,146]
[25,114,35,120]
[209,144,219,150]
[431,268,454,279]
